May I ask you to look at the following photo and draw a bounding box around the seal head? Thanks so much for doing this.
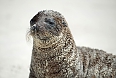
[29,10,68,47]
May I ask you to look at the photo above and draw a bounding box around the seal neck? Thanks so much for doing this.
[31,27,78,77]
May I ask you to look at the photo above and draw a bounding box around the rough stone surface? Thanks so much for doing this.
[28,10,116,78]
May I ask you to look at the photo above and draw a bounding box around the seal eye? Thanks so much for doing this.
[49,21,54,25]
[45,18,55,25]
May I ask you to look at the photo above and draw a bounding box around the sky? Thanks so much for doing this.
[0,0,116,78]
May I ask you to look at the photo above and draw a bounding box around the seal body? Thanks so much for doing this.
[28,10,116,78]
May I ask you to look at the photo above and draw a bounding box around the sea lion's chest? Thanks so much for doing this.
[31,48,64,77]
[31,46,77,78]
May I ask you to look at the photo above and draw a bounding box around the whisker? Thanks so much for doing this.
[26,28,32,41]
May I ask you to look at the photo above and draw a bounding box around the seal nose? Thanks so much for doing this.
[31,26,36,30]
[30,24,38,33]
[30,25,36,32]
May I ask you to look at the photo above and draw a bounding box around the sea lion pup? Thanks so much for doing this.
[28,10,116,78]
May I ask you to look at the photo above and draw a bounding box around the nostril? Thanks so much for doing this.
[30,26,36,31]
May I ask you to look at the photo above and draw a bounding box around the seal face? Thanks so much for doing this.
[29,10,67,48]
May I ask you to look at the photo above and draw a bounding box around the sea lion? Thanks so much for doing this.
[28,10,116,78]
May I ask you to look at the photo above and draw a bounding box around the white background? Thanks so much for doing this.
[0,0,116,78]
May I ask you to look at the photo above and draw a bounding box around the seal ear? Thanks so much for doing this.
[62,19,68,27]
[62,22,67,27]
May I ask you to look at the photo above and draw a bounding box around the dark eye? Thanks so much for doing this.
[45,18,55,25]
[49,21,54,25]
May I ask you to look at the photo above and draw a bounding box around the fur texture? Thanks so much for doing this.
[28,10,116,78]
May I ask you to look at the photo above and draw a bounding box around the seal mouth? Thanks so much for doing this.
[36,33,53,41]
[29,25,55,41]
[27,25,63,48]
[39,37,50,40]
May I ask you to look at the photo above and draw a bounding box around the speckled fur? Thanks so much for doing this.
[28,10,116,78]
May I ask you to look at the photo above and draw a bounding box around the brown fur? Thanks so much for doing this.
[28,10,116,78]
